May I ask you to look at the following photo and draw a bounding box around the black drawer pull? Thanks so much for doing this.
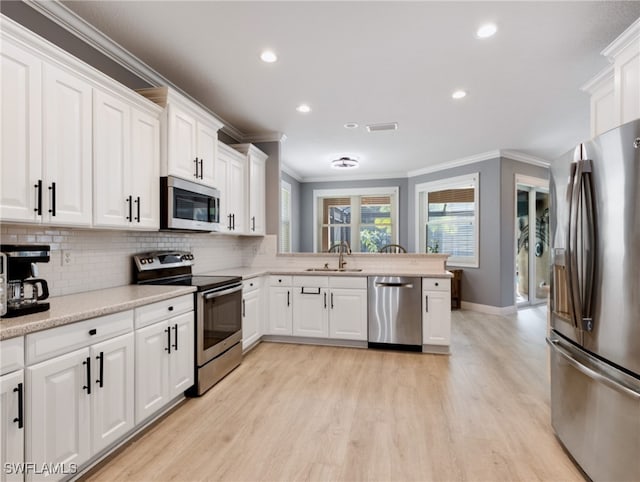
[89,328,97,336]
[168,306,174,311]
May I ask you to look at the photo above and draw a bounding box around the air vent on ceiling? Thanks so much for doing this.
[366,122,398,132]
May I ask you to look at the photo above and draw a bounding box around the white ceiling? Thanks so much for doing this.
[60,1,640,181]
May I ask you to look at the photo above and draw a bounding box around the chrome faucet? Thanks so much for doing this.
[337,241,351,269]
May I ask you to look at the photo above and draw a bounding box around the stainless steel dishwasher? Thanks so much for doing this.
[368,276,422,351]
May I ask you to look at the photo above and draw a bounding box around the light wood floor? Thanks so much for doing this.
[84,306,585,482]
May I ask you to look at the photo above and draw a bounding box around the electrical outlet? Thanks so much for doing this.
[62,250,73,266]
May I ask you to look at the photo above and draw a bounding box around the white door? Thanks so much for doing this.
[167,104,197,181]
[293,289,328,338]
[228,157,247,232]
[167,312,194,398]
[329,289,368,340]
[248,157,266,234]
[0,370,24,482]
[42,63,92,226]
[196,121,218,187]
[93,89,130,228]
[0,41,42,223]
[135,322,169,424]
[242,288,261,350]
[90,333,134,454]
[27,348,91,479]
[268,287,292,335]
[131,107,160,229]
[422,290,451,346]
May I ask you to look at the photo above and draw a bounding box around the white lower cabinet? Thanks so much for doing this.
[267,276,293,335]
[242,278,263,350]
[292,277,329,337]
[135,311,194,424]
[422,278,451,347]
[328,288,368,340]
[1,370,24,482]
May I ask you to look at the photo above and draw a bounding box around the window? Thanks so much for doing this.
[280,180,292,253]
[314,187,398,253]
[416,173,479,267]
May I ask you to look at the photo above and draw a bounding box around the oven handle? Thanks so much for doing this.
[203,283,243,300]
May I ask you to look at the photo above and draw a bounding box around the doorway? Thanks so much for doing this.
[515,176,549,306]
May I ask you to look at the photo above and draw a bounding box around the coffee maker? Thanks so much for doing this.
[0,245,50,318]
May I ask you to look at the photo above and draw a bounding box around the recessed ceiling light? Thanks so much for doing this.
[476,23,497,39]
[331,157,359,169]
[260,50,277,63]
[452,90,467,100]
[344,122,358,129]
[296,104,311,113]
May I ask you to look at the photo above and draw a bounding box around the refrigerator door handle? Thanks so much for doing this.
[566,161,579,328]
[581,168,596,331]
[547,337,640,401]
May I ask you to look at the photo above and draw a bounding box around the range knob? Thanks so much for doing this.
[147,258,154,264]
[188,254,194,260]
[140,259,147,265]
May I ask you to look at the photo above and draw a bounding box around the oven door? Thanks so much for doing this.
[196,283,242,365]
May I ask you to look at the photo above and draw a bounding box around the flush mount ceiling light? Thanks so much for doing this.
[296,103,311,113]
[344,122,359,129]
[260,50,277,63]
[331,157,359,169]
[452,90,467,99]
[476,23,497,39]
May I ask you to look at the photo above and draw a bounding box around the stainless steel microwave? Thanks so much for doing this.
[160,176,220,232]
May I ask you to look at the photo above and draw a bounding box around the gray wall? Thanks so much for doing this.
[299,178,409,252]
[254,141,282,236]
[280,171,302,252]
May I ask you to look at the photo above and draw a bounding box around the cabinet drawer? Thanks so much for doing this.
[1,336,24,375]
[270,275,292,287]
[243,277,263,293]
[422,278,450,292]
[135,294,193,329]
[26,310,133,365]
[292,276,329,288]
[329,276,367,289]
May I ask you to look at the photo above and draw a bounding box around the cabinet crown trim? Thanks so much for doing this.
[601,16,640,60]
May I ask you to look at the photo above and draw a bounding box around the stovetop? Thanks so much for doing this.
[141,275,241,292]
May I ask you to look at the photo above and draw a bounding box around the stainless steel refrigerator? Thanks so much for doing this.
[548,118,640,481]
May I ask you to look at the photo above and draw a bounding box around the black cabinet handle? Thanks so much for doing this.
[34,180,42,215]
[88,328,97,336]
[194,157,199,178]
[242,298,246,317]
[13,383,23,429]
[165,327,171,354]
[126,195,132,221]
[83,357,91,395]
[135,196,140,222]
[435,282,439,287]
[425,295,429,313]
[228,214,233,231]
[172,323,178,351]
[168,306,174,312]
[324,292,327,309]
[252,216,256,232]
[48,182,56,216]
[331,293,334,309]
[199,158,204,179]
[287,290,290,307]
[96,351,104,388]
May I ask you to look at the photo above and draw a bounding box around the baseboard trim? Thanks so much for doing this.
[461,301,517,315]
[262,335,368,349]
[422,344,451,355]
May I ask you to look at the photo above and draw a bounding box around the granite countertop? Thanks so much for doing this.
[0,285,196,340]
[201,266,454,279]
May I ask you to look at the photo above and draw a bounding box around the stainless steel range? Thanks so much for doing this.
[133,251,242,396]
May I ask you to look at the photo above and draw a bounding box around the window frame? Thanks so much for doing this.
[415,173,479,268]
[280,180,292,253]
[312,186,399,253]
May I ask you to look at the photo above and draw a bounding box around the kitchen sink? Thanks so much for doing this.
[305,268,363,272]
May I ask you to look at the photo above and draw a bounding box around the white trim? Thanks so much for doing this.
[280,163,303,182]
[500,150,550,168]
[414,173,479,267]
[280,180,293,254]
[22,0,246,142]
[601,16,640,60]
[312,186,400,253]
[408,150,499,178]
[461,301,517,316]
[514,174,549,190]
[580,65,615,94]
[301,171,408,183]
[242,132,287,144]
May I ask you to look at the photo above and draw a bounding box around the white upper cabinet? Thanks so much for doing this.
[583,18,640,137]
[130,108,160,229]
[137,86,224,188]
[217,142,247,233]
[231,144,267,235]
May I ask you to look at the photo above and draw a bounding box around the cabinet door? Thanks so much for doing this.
[90,333,134,454]
[167,312,194,398]
[268,287,292,335]
[93,89,130,228]
[196,121,218,188]
[131,107,160,229]
[248,156,266,234]
[135,322,169,424]
[423,290,451,346]
[0,370,24,482]
[167,104,197,181]
[228,157,246,232]
[0,41,42,223]
[242,288,261,350]
[329,289,368,341]
[27,348,91,478]
[293,288,328,338]
[42,63,92,226]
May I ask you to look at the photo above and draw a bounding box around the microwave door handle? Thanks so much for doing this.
[203,284,243,299]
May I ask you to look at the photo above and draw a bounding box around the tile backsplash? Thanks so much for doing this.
[0,224,262,297]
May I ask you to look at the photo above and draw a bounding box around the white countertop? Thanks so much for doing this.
[200,266,454,279]
[0,284,196,340]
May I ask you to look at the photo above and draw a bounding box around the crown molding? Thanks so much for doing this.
[242,132,287,144]
[279,163,304,182]
[407,150,501,178]
[580,64,615,94]
[23,0,246,142]
[500,150,550,167]
[601,16,640,61]
[301,171,409,183]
